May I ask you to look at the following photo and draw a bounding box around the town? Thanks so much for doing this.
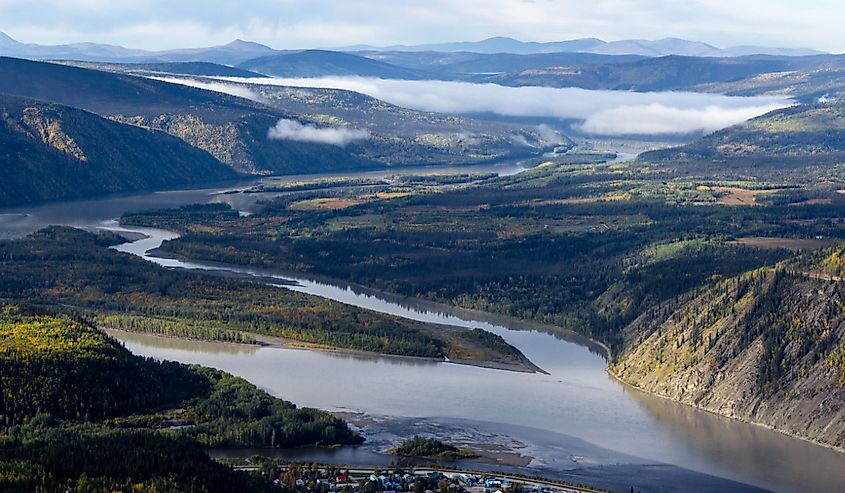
[230,461,611,493]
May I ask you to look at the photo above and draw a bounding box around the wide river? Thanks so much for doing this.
[1,162,842,493]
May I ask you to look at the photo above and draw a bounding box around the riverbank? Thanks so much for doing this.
[606,366,845,456]
[135,233,845,457]
[102,326,544,375]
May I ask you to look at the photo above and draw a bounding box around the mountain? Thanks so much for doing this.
[0,32,826,65]
[585,38,723,57]
[615,255,845,450]
[0,32,276,64]
[361,50,644,76]
[0,57,549,180]
[237,49,435,79]
[150,39,277,65]
[690,55,845,102]
[346,36,825,58]
[357,50,844,96]
[723,45,829,57]
[584,38,826,57]
[342,36,606,54]
[0,93,237,206]
[0,31,148,61]
[0,56,375,175]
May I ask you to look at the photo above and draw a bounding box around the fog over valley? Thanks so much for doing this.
[175,75,794,136]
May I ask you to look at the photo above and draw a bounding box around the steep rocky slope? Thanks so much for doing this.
[615,250,845,449]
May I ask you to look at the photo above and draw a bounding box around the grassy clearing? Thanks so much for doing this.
[731,237,838,251]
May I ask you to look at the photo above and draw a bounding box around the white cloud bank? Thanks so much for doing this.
[151,76,264,102]
[212,76,793,136]
[268,119,370,146]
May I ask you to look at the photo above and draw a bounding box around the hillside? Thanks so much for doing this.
[472,55,811,91]
[0,94,236,206]
[633,100,845,190]
[0,305,361,491]
[51,59,556,167]
[193,77,561,166]
[0,56,374,175]
[642,101,845,160]
[60,60,265,78]
[361,50,845,100]
[0,57,546,175]
[238,49,434,79]
[614,252,845,450]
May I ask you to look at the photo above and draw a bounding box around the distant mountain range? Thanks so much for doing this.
[340,36,826,58]
[0,32,828,64]
[0,32,277,64]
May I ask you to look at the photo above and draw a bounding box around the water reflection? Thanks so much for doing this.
[627,388,845,493]
[105,329,259,356]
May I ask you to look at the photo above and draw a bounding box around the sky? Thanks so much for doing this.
[1,0,843,52]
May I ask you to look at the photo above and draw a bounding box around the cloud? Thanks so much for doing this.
[535,124,563,143]
[268,119,370,146]
[577,102,788,135]
[151,77,264,102]
[214,76,793,136]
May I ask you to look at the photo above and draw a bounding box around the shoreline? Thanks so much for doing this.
[141,245,605,358]
[102,327,543,375]
[605,366,845,456]
[115,228,844,458]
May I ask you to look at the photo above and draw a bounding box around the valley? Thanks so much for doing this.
[1,19,845,493]
[1,146,843,491]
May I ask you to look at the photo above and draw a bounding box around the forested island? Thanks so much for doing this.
[0,226,535,370]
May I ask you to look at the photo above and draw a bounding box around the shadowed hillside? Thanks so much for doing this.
[0,94,236,206]
[0,57,374,175]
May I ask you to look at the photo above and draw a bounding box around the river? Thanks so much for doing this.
[1,162,842,493]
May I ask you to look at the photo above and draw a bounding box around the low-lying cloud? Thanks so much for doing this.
[151,76,264,102]
[212,76,792,136]
[268,119,370,146]
[577,103,788,135]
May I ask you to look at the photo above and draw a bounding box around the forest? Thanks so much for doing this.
[392,436,479,460]
[0,305,361,492]
[0,226,481,360]
[119,159,844,352]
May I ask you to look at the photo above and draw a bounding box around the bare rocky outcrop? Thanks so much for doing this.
[21,106,87,161]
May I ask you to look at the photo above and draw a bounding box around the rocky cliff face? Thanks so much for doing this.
[615,256,845,450]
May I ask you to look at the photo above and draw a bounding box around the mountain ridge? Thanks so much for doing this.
[0,32,828,63]
[342,36,826,57]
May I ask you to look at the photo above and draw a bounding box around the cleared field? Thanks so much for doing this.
[712,187,782,206]
[731,236,838,251]
[288,198,366,210]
